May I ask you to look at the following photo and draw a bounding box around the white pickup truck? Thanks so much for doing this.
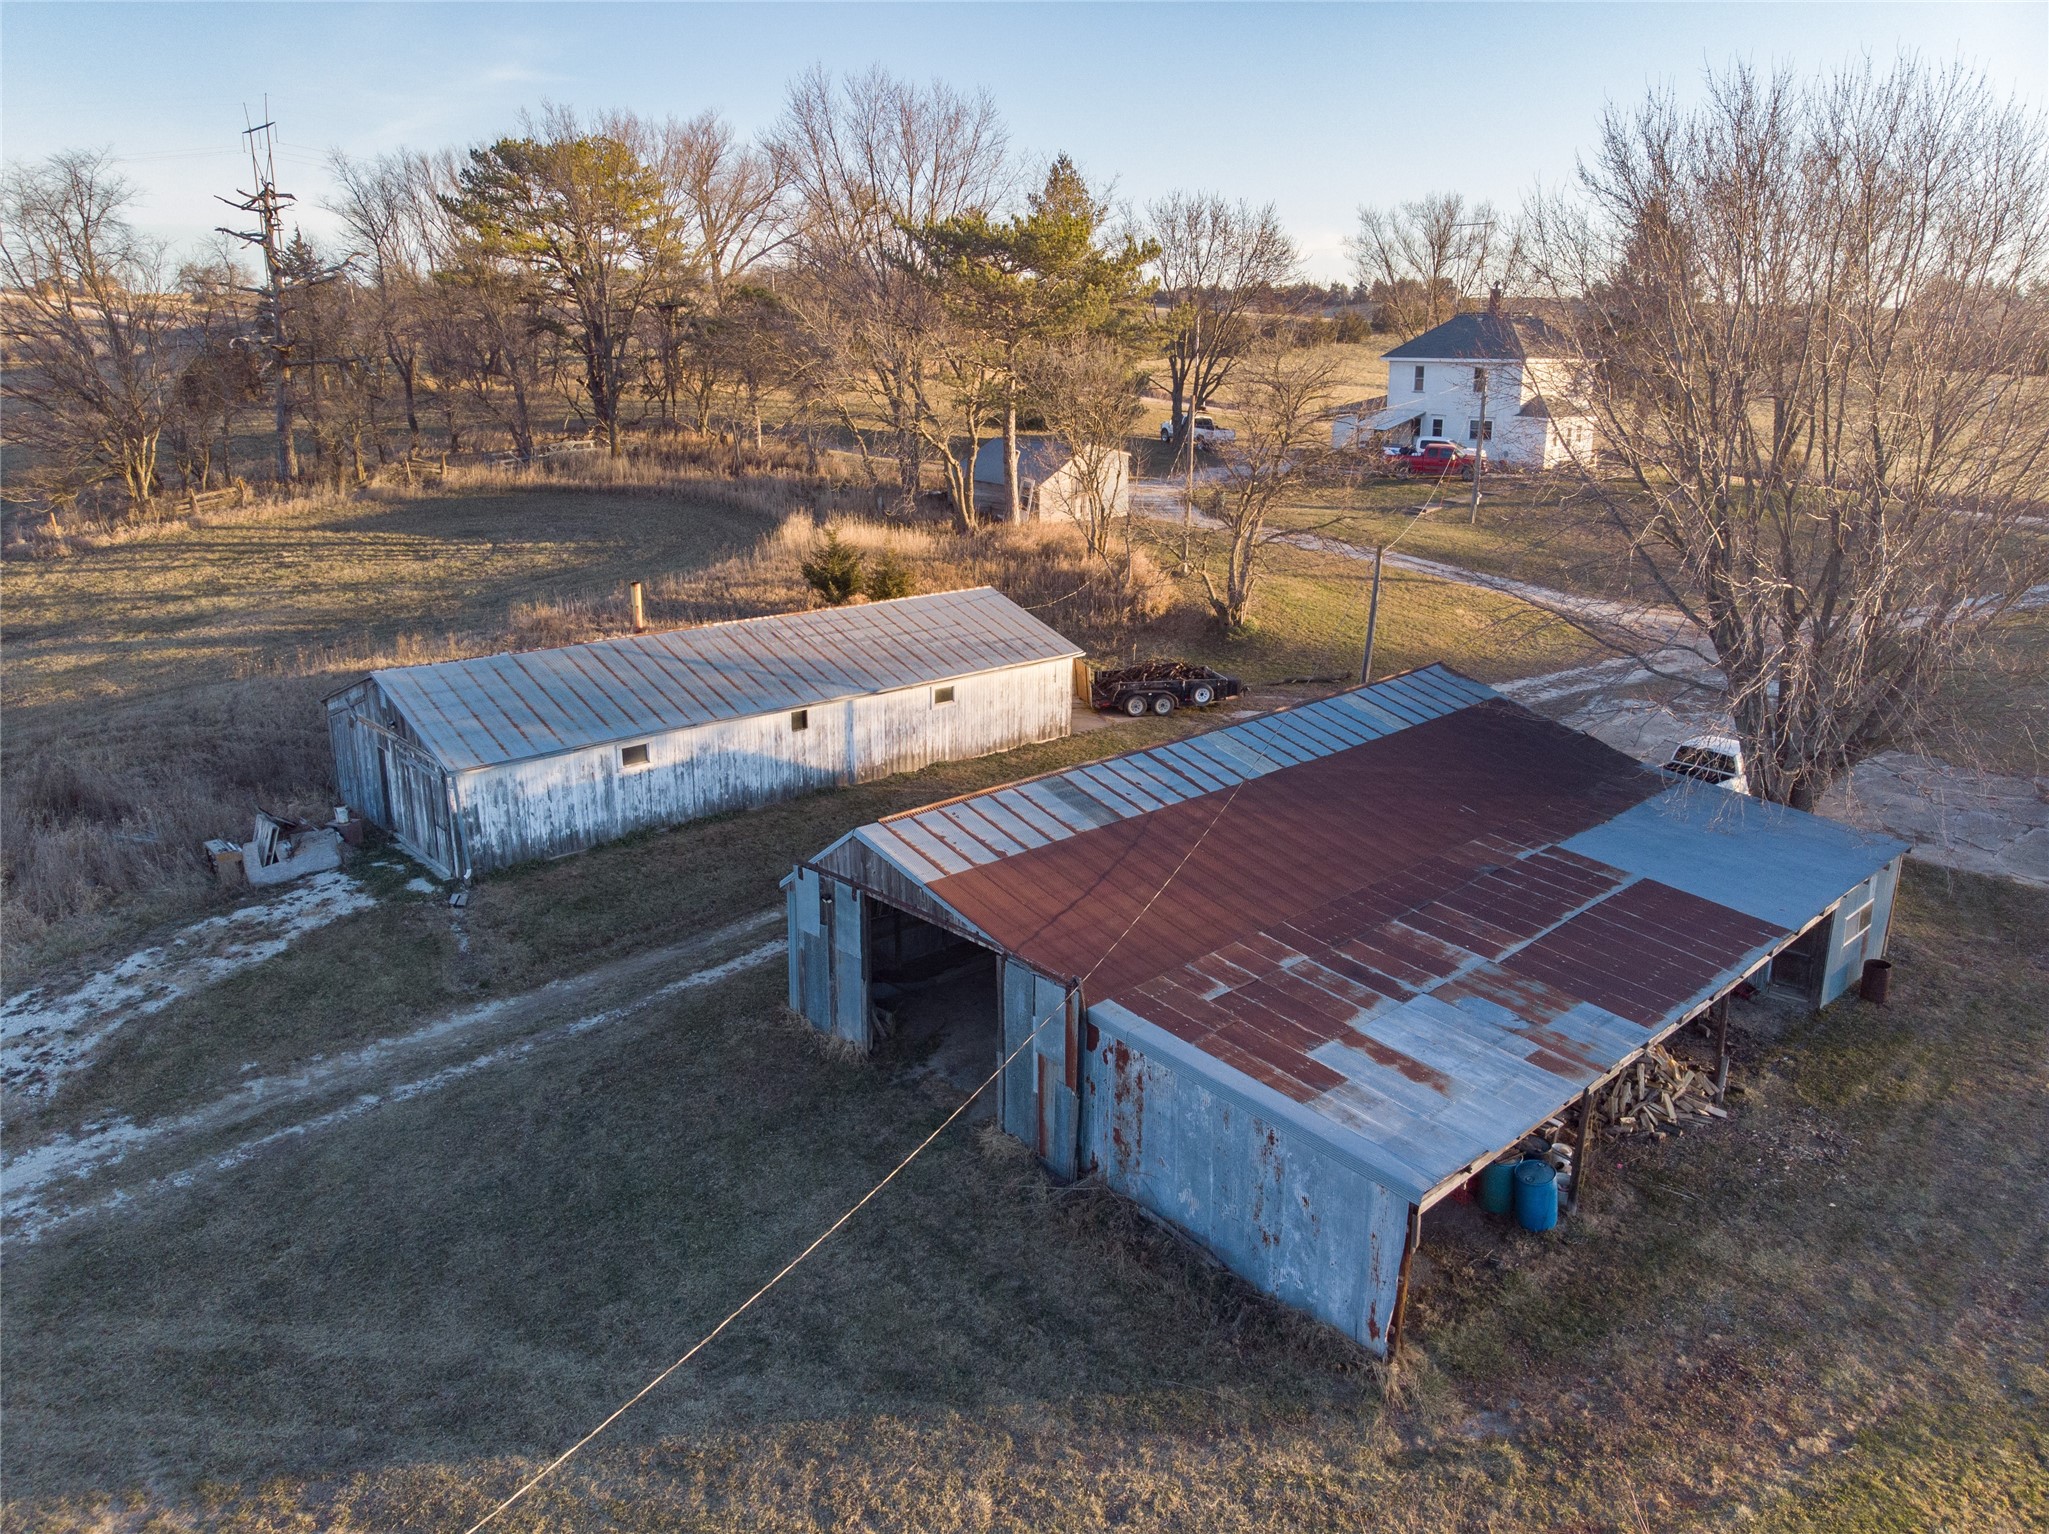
[1160,413,1236,448]
[1661,734,1748,794]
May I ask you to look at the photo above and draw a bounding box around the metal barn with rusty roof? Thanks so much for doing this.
[327,588,1083,880]
[785,665,1907,1356]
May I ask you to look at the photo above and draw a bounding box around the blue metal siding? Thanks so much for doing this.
[1082,1005,1413,1355]
[1819,854,1903,1006]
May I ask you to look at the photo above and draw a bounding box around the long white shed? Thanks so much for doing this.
[326,588,1084,880]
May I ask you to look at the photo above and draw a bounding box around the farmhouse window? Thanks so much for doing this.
[1412,365,1425,392]
[1468,419,1493,441]
[620,743,651,769]
[791,709,809,731]
[1474,367,1487,389]
[934,686,956,705]
[1430,418,1444,438]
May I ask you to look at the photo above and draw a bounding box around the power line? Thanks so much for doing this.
[462,779,1245,1534]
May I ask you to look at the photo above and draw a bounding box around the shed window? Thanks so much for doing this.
[1412,365,1425,392]
[791,709,809,731]
[620,743,651,769]
[1842,900,1873,945]
[934,686,956,705]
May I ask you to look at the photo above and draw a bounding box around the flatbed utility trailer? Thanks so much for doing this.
[1089,661,1242,717]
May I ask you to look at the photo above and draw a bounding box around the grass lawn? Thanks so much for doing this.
[5,861,2043,1532]
[1265,476,1645,602]
[1,481,780,711]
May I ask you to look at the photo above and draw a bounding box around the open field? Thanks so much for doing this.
[5,861,2043,1531]
[0,470,1590,978]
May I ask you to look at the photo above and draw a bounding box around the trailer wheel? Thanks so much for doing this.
[1191,684,1216,707]
[1151,693,1177,716]
[1122,693,1149,717]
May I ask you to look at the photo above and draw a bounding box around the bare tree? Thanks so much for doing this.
[1198,333,1341,631]
[1028,334,1144,561]
[638,112,791,433]
[166,243,262,490]
[1348,192,1516,336]
[774,67,1010,503]
[0,151,189,515]
[328,148,441,455]
[1525,59,2049,808]
[1144,194,1296,446]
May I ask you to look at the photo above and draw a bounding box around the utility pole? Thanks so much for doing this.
[1180,295,1199,574]
[1469,364,1488,525]
[1360,543,1385,684]
[217,103,299,483]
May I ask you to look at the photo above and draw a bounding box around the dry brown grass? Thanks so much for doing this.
[3,863,2042,1532]
[3,461,1587,977]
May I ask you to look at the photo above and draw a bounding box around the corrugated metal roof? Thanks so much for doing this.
[371,587,1083,771]
[851,665,1497,884]
[818,669,1905,1201]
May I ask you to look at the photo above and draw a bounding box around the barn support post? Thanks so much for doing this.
[1712,996,1732,1105]
[1384,1201,1424,1363]
[1569,1086,1596,1214]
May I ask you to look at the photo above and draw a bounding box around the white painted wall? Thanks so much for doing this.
[1360,354,1593,468]
[442,656,1077,874]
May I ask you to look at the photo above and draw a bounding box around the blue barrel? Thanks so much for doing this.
[1514,1158,1559,1232]
[1477,1160,1517,1216]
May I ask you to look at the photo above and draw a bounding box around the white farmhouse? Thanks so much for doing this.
[1333,295,1594,469]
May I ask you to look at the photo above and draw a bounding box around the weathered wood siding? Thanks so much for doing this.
[326,683,387,825]
[326,684,461,878]
[340,656,1072,877]
[1081,1002,1415,1356]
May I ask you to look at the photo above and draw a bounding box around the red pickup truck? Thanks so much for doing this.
[1397,442,1476,480]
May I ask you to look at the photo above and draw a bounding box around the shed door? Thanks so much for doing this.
[1002,961,1079,1179]
[379,733,459,880]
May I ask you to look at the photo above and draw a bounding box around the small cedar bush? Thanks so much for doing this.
[799,529,865,605]
[864,549,915,602]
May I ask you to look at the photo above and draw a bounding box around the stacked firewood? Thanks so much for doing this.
[1593,1045,1730,1136]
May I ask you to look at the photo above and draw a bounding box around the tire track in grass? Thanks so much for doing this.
[5,916,786,1241]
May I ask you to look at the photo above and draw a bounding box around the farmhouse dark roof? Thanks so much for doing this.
[1383,310,1569,362]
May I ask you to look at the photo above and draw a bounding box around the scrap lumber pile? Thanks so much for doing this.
[1594,1044,1730,1137]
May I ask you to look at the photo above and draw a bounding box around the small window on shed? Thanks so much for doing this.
[791,709,809,731]
[1842,901,1873,945]
[620,743,651,769]
[934,685,956,705]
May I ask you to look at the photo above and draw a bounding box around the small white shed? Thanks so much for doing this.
[326,587,1084,879]
[969,436,1130,525]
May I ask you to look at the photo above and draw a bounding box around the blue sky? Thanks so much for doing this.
[4,2,2044,280]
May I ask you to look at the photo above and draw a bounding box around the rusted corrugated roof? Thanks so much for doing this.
[854,665,1496,884]
[371,587,1083,772]
[819,669,1905,1201]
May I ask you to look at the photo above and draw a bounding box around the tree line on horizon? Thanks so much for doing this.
[0,65,1527,528]
[4,56,2048,812]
